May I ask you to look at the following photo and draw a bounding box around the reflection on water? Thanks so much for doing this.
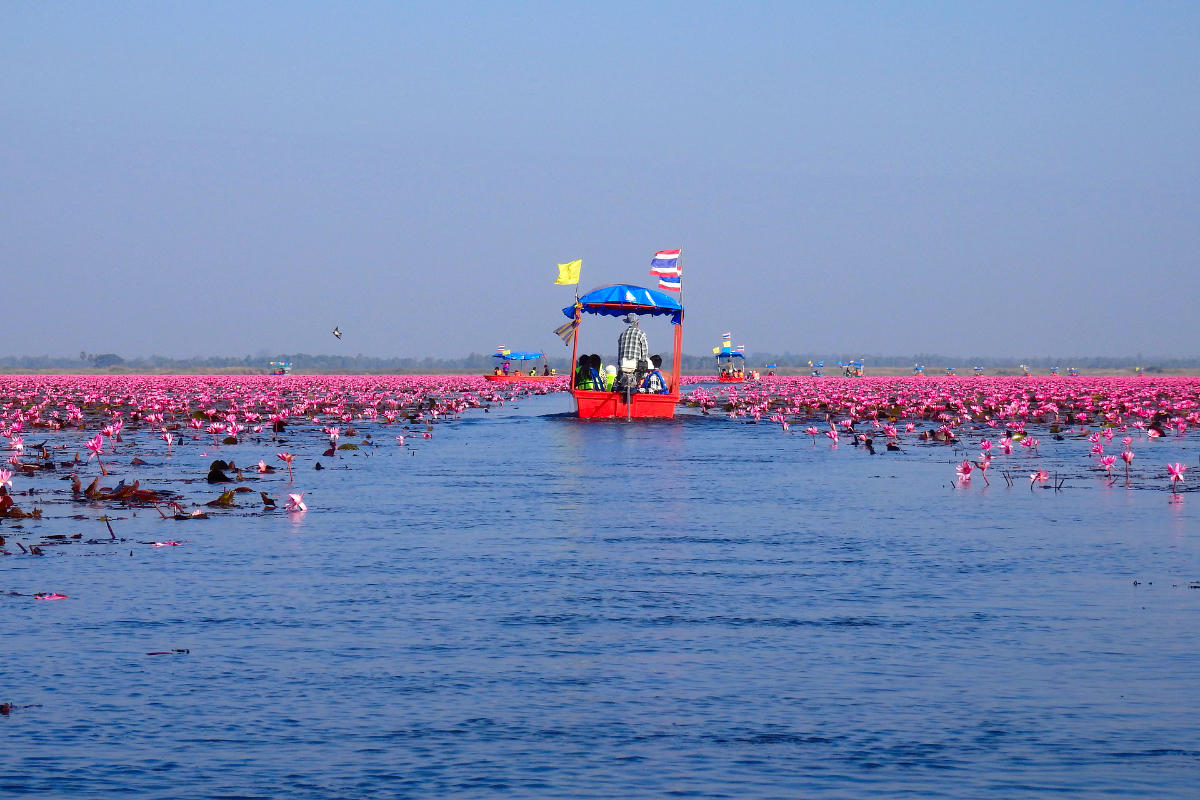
[2,393,1198,798]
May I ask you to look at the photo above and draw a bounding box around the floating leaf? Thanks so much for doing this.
[205,490,236,508]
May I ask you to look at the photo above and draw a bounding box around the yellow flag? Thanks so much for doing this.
[712,346,720,355]
[554,259,582,285]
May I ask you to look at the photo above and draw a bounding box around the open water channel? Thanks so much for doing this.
[3,391,1198,798]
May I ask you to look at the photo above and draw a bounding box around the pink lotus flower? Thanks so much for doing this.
[84,433,107,474]
[86,434,104,458]
[1098,454,1116,474]
[974,455,992,484]
[1167,462,1186,491]
[0,468,12,488]
[955,460,972,482]
[285,492,307,512]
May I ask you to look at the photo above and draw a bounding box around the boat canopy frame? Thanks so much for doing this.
[492,351,544,360]
[566,283,683,401]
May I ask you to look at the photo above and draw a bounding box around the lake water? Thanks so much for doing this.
[3,390,1198,798]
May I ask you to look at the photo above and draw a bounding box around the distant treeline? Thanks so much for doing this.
[0,351,1193,374]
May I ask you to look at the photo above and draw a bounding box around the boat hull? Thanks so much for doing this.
[718,374,745,383]
[572,390,679,419]
[484,374,561,382]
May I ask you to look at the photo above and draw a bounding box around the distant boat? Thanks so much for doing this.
[713,336,747,382]
[484,351,558,382]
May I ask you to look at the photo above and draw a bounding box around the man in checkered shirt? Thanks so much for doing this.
[615,315,649,390]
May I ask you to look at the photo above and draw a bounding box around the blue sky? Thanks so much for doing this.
[2,1,1197,359]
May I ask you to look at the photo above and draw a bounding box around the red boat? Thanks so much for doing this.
[486,350,558,382]
[564,284,683,419]
[714,343,746,382]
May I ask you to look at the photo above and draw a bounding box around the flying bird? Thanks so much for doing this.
[332,326,342,340]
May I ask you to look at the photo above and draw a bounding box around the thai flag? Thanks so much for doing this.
[721,332,731,340]
[650,249,682,277]
[658,274,681,292]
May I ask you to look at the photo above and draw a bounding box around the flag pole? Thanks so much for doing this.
[571,264,582,383]
[672,246,684,394]
[572,262,581,381]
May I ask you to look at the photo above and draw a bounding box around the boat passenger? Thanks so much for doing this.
[588,354,604,388]
[574,355,594,389]
[502,360,511,376]
[492,367,502,376]
[640,355,669,394]
[617,315,649,378]
[529,367,538,376]
[604,364,617,391]
[543,364,551,376]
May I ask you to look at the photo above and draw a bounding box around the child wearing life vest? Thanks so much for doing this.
[639,354,669,394]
